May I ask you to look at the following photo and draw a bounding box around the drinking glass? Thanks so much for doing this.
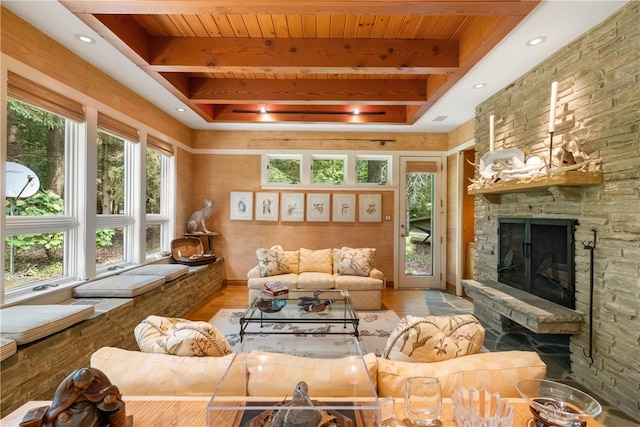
[404,377,442,426]
[451,386,514,427]
[379,397,407,427]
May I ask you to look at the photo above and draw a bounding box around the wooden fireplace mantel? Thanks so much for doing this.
[467,170,603,203]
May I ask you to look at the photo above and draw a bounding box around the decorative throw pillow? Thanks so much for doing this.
[256,245,290,277]
[299,248,332,273]
[382,314,485,362]
[134,315,232,357]
[336,247,374,276]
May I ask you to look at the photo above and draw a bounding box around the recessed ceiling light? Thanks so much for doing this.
[75,34,95,44]
[473,83,487,89]
[353,107,360,115]
[176,107,186,112]
[526,36,547,47]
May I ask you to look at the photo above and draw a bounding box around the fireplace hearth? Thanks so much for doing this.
[498,218,577,309]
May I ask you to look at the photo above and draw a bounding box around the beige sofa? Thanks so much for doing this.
[91,346,547,399]
[247,247,385,310]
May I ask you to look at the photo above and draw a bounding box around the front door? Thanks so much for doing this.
[398,157,444,288]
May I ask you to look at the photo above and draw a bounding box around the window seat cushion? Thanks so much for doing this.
[121,264,189,282]
[73,275,165,298]
[0,338,17,361]
[0,304,94,345]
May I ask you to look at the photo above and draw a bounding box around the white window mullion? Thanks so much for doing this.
[125,138,144,264]
[161,154,176,252]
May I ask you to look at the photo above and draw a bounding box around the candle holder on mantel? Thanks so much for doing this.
[548,131,555,170]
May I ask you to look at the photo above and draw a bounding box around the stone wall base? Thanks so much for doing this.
[0,258,224,418]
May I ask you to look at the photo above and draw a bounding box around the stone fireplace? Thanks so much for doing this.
[465,2,639,420]
[498,218,576,309]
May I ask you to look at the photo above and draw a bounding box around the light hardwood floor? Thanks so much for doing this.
[186,285,431,321]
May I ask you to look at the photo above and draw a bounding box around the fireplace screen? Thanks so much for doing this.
[498,218,576,309]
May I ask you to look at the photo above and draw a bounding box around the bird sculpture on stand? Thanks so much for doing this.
[297,290,334,312]
[269,381,322,427]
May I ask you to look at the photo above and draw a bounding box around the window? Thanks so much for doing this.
[4,98,73,291]
[357,157,389,184]
[2,72,177,302]
[312,156,345,184]
[267,155,301,184]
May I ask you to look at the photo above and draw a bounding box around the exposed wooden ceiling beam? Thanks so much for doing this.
[61,1,539,16]
[187,78,428,104]
[145,38,458,74]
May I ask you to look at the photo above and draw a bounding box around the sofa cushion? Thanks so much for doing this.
[383,315,485,362]
[134,315,232,357]
[90,347,245,396]
[121,264,188,281]
[299,248,332,273]
[256,245,291,277]
[246,351,378,397]
[334,274,384,290]
[247,273,299,290]
[285,250,300,274]
[73,275,165,298]
[297,272,335,289]
[377,350,547,398]
[336,247,374,277]
[0,304,94,345]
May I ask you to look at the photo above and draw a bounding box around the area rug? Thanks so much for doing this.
[209,309,401,356]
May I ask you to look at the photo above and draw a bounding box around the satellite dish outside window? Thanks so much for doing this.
[6,161,41,199]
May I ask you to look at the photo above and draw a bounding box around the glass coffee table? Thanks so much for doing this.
[240,290,359,341]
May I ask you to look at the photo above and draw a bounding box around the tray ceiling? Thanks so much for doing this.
[60,0,540,126]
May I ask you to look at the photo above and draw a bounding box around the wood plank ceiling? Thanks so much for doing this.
[61,1,540,126]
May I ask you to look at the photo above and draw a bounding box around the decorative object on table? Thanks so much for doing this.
[404,376,442,426]
[20,367,129,427]
[171,237,217,266]
[247,381,353,427]
[256,298,287,313]
[451,386,514,427]
[298,290,335,312]
[516,379,602,427]
[186,198,214,233]
[263,281,289,298]
[230,191,253,220]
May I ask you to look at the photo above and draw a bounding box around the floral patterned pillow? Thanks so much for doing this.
[135,316,232,357]
[336,247,374,276]
[382,314,485,362]
[256,245,291,277]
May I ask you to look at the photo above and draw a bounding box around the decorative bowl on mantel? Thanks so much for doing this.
[516,379,601,427]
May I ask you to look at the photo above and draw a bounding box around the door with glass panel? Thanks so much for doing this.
[398,157,444,288]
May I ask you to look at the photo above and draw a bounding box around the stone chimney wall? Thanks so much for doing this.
[473,2,639,419]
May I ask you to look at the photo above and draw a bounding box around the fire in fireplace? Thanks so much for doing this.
[498,218,577,309]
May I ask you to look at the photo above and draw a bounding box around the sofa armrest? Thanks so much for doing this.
[369,268,385,281]
[247,266,262,279]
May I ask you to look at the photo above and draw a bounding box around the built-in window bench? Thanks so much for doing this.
[462,279,584,334]
[0,258,223,418]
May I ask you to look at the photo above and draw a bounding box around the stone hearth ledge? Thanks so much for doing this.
[462,279,583,334]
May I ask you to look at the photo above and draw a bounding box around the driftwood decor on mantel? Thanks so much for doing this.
[467,170,603,204]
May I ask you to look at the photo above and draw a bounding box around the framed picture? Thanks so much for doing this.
[230,191,253,220]
[255,192,279,221]
[306,193,330,222]
[358,193,382,222]
[281,193,304,222]
[332,193,356,222]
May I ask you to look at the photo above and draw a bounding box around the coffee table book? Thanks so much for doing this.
[207,336,380,426]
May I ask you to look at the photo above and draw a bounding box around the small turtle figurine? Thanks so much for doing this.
[269,381,322,427]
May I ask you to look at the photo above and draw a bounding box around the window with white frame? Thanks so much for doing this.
[356,156,389,185]
[266,155,302,184]
[2,72,176,302]
[312,155,346,184]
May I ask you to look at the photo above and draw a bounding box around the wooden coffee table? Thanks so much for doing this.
[1,397,605,426]
[240,290,359,341]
